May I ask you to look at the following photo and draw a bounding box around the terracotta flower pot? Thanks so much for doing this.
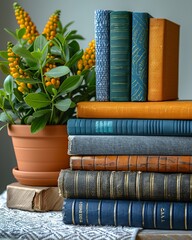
[8,124,69,186]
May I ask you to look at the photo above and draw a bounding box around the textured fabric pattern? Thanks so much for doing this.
[95,9,111,101]
[0,191,141,240]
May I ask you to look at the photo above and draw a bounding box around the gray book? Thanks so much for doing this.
[68,135,192,155]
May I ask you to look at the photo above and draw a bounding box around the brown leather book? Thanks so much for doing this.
[77,101,192,119]
[70,155,192,172]
[148,18,180,101]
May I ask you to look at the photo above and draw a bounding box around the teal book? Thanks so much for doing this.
[110,11,132,101]
[63,198,192,229]
[131,12,151,101]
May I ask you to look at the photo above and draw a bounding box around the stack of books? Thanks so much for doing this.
[58,10,192,230]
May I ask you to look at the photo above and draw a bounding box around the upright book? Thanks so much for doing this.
[58,169,192,202]
[148,18,180,101]
[131,12,151,101]
[63,198,192,229]
[110,11,132,101]
[76,101,192,119]
[67,118,192,136]
[94,9,111,101]
[70,155,192,173]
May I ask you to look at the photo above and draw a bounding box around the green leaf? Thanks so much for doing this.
[15,77,41,84]
[34,35,48,52]
[65,49,83,68]
[0,111,18,123]
[4,28,17,40]
[44,66,70,78]
[12,45,38,68]
[17,28,26,39]
[55,33,65,45]
[3,75,14,94]
[58,75,83,96]
[31,114,50,134]
[55,98,71,111]
[0,51,8,59]
[24,93,51,109]
[0,63,9,75]
[33,109,51,118]
[31,51,43,60]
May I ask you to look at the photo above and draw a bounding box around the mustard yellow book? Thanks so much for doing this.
[148,19,180,101]
[77,101,192,119]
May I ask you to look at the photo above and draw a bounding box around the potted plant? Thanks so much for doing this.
[0,2,95,186]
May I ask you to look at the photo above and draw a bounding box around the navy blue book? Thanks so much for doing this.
[67,118,192,136]
[131,12,151,101]
[63,199,192,229]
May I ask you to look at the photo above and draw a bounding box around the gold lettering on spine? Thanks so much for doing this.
[124,172,129,198]
[142,202,145,227]
[72,200,76,224]
[74,171,79,197]
[136,172,141,200]
[98,200,101,225]
[164,175,168,199]
[114,201,117,226]
[170,203,173,229]
[86,201,89,225]
[97,172,101,198]
[150,173,154,199]
[110,171,115,199]
[128,201,132,226]
[185,203,188,230]
[153,202,157,228]
[177,174,181,201]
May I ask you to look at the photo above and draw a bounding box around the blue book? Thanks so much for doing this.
[68,135,192,155]
[110,11,132,101]
[63,199,192,229]
[67,118,192,136]
[95,9,111,101]
[131,12,151,101]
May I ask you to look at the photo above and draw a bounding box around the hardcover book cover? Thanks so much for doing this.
[95,9,111,101]
[58,169,192,202]
[63,198,192,230]
[131,12,151,101]
[110,11,132,101]
[70,155,192,173]
[148,18,180,101]
[76,101,192,119]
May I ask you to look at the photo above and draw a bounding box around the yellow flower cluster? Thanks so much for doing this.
[42,10,61,41]
[7,42,32,93]
[77,39,95,75]
[13,2,39,44]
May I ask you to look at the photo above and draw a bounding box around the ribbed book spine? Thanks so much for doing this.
[95,9,111,101]
[67,118,192,136]
[58,170,192,201]
[131,12,150,101]
[63,199,192,229]
[110,11,132,101]
[68,135,192,155]
[70,155,192,173]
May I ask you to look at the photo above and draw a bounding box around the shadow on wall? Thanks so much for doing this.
[0,123,16,193]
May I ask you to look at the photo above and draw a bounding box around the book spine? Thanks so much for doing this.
[68,135,192,156]
[58,169,192,202]
[131,12,150,101]
[110,11,132,101]
[70,155,192,173]
[63,198,192,230]
[76,101,192,120]
[95,9,111,101]
[67,118,192,136]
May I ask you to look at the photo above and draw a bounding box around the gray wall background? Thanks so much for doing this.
[0,0,192,192]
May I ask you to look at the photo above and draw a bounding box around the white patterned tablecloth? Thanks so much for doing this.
[0,191,141,240]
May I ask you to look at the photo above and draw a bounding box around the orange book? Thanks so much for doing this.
[77,101,192,119]
[148,18,180,101]
[70,155,192,173]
